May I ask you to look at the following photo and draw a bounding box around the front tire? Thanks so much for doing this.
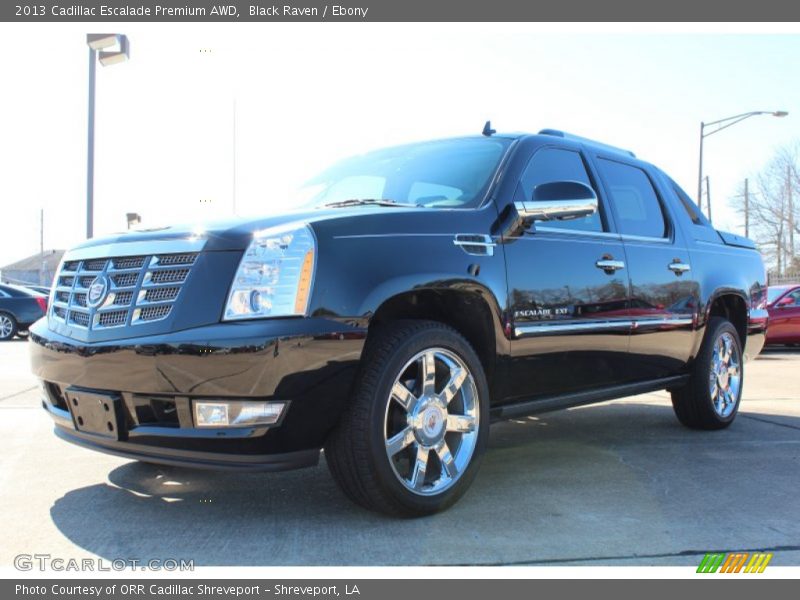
[0,312,18,341]
[671,317,743,430]
[325,320,489,517]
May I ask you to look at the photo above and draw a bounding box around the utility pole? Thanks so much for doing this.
[705,176,712,222]
[87,46,96,239]
[744,178,750,238]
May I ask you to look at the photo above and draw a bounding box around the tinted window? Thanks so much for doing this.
[670,178,709,226]
[598,159,667,238]
[519,147,602,233]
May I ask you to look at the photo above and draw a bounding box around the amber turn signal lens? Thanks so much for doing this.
[294,249,315,315]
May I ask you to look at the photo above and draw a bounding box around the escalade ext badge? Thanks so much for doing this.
[30,129,768,517]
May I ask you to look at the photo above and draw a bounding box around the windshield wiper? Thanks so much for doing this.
[320,199,421,208]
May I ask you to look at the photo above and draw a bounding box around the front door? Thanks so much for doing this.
[501,146,632,402]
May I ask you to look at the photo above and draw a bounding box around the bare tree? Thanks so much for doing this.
[730,143,800,276]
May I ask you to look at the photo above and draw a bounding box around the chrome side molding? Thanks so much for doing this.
[514,316,695,339]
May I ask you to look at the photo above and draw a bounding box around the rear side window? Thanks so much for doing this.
[670,178,710,226]
[519,147,603,233]
[597,159,667,238]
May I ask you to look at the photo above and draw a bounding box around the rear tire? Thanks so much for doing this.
[325,320,489,517]
[0,312,18,341]
[671,317,743,430]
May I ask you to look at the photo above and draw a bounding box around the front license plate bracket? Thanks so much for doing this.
[64,388,123,441]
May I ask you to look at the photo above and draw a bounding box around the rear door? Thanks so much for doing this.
[502,145,633,401]
[592,156,699,380]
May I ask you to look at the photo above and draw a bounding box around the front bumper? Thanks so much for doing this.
[30,317,366,470]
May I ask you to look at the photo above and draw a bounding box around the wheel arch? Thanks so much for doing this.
[705,290,748,348]
[365,285,504,395]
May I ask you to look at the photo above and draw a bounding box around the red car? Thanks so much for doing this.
[766,285,800,346]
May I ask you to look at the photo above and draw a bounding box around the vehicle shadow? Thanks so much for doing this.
[754,347,800,361]
[51,400,800,566]
[48,398,800,566]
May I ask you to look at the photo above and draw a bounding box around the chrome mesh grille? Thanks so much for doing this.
[138,305,172,322]
[98,310,127,328]
[148,268,190,285]
[143,286,180,303]
[111,272,138,288]
[69,311,90,328]
[51,252,198,330]
[83,259,108,272]
[112,256,146,270]
[113,290,134,306]
[155,254,196,266]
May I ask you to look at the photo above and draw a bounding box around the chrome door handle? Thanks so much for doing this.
[668,262,691,274]
[595,259,625,272]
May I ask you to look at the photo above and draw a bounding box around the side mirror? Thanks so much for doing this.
[515,181,598,222]
[777,296,795,307]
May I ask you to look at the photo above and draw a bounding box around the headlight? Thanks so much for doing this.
[223,223,316,320]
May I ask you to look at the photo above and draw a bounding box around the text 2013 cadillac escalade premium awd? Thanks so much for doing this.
[30,128,768,516]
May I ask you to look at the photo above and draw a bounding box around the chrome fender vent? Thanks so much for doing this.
[453,234,495,257]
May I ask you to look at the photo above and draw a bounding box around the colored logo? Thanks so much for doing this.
[697,552,773,573]
[86,276,109,308]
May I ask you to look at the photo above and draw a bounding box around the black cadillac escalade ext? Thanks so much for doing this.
[30,128,768,516]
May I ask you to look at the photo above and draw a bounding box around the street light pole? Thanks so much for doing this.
[697,110,788,220]
[87,46,97,239]
[85,33,130,239]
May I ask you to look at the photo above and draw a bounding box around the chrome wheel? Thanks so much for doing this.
[709,331,741,418]
[384,347,479,496]
[0,315,13,339]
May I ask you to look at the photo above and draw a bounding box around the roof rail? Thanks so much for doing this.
[538,129,636,158]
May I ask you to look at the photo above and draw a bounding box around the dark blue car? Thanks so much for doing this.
[0,284,48,340]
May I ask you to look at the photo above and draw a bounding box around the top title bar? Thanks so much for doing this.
[3,0,800,22]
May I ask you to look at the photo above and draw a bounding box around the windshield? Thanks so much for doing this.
[297,137,512,209]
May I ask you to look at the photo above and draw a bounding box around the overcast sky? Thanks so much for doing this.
[1,23,800,268]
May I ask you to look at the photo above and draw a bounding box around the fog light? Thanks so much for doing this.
[193,400,286,428]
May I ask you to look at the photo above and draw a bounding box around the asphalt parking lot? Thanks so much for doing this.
[1,338,799,567]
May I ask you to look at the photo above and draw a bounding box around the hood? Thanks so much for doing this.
[67,206,428,254]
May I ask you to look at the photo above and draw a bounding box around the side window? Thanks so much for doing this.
[597,159,667,239]
[519,147,603,233]
[787,290,800,306]
[670,179,710,226]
